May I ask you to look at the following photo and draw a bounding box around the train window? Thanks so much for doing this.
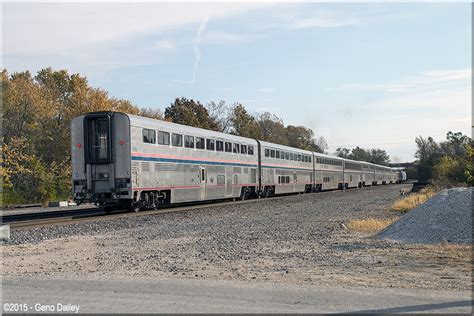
[206,139,215,151]
[248,146,254,155]
[309,156,312,163]
[270,150,275,158]
[184,135,194,148]
[233,143,240,154]
[280,151,285,159]
[225,142,232,152]
[196,137,205,149]
[216,140,224,152]
[142,129,156,144]
[172,134,183,147]
[241,145,247,154]
[297,154,301,161]
[265,148,270,157]
[158,131,170,145]
[290,153,294,160]
[275,150,280,159]
[285,152,289,160]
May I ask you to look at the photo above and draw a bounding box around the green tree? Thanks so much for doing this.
[335,147,351,158]
[367,148,390,165]
[286,125,315,150]
[230,104,261,139]
[257,112,288,145]
[164,97,219,130]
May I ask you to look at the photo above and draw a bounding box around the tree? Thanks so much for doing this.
[230,104,261,139]
[351,146,369,162]
[286,125,315,150]
[415,136,441,181]
[335,147,351,158]
[164,97,219,130]
[139,107,163,120]
[257,112,288,145]
[1,67,147,205]
[206,100,234,133]
[368,148,390,165]
[312,136,329,153]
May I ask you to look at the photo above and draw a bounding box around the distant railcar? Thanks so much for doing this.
[71,112,403,210]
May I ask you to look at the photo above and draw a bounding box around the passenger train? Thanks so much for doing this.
[71,112,402,211]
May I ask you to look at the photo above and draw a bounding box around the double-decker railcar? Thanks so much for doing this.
[71,111,403,210]
[71,112,259,210]
[259,141,314,196]
[314,153,343,191]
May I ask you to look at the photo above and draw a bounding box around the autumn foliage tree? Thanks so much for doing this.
[1,68,160,204]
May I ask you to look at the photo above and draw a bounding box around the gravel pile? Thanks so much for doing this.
[378,187,472,244]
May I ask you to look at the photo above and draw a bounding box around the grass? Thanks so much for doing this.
[346,217,398,234]
[390,187,437,213]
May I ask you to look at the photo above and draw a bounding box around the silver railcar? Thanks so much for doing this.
[71,112,403,210]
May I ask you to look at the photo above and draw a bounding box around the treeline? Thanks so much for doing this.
[334,147,390,166]
[163,97,329,153]
[415,131,473,186]
[1,68,328,204]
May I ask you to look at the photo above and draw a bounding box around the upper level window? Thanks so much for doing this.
[309,156,312,163]
[184,135,194,148]
[158,131,170,145]
[281,151,285,160]
[225,142,232,152]
[143,129,156,144]
[172,134,182,147]
[241,144,247,154]
[206,139,215,151]
[265,149,270,157]
[270,150,275,158]
[233,143,240,154]
[248,146,254,155]
[290,153,294,160]
[285,152,289,160]
[297,154,302,161]
[275,150,280,159]
[196,137,205,149]
[216,140,224,152]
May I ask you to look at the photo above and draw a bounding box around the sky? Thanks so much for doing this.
[2,1,472,162]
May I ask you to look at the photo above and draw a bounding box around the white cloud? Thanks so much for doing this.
[2,2,269,56]
[340,68,471,93]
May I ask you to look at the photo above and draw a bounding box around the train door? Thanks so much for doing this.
[199,166,207,200]
[84,113,114,195]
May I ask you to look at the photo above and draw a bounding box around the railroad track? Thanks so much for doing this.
[2,191,315,230]
[2,185,404,231]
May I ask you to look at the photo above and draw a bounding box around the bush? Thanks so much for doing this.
[391,187,436,213]
[347,217,398,233]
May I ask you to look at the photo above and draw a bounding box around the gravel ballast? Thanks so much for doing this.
[2,184,472,291]
[378,187,473,244]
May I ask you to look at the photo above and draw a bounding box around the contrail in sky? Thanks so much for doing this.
[192,16,209,85]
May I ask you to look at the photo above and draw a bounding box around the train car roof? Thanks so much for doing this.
[127,113,258,145]
[259,140,313,155]
[77,112,398,171]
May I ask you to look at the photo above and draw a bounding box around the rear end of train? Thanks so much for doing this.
[71,112,131,208]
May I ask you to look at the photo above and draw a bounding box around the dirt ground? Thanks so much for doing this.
[1,185,472,291]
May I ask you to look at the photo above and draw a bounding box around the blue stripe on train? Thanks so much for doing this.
[131,156,313,172]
